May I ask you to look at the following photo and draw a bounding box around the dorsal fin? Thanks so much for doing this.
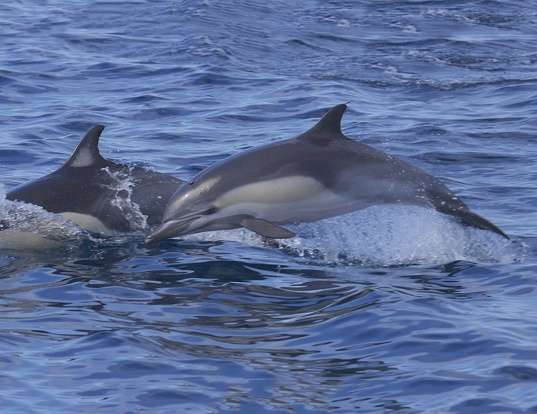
[300,104,347,144]
[63,125,107,168]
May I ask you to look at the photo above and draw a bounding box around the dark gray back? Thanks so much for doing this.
[7,126,182,232]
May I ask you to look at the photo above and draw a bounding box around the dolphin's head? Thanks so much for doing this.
[145,176,233,243]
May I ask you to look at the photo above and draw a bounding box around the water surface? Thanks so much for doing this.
[1,1,537,412]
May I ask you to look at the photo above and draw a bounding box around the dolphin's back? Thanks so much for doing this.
[340,139,509,239]
[129,167,182,225]
[7,167,133,232]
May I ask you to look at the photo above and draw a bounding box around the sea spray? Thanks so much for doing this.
[0,185,86,250]
[185,205,521,266]
[103,166,149,231]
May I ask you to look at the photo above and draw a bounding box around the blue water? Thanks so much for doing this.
[2,1,537,412]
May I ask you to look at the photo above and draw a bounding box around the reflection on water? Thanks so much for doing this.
[2,237,537,412]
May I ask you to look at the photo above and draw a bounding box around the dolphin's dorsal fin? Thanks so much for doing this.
[63,125,107,168]
[300,104,347,144]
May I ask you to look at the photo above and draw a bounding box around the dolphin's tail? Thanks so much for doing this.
[435,203,509,239]
[453,209,509,239]
[426,186,509,239]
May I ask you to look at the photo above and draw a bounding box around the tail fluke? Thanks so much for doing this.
[427,187,509,239]
[454,209,509,239]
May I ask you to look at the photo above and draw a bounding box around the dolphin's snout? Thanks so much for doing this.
[145,219,185,244]
[145,214,202,244]
[144,230,162,244]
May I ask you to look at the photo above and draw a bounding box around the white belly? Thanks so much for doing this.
[0,230,62,250]
[60,212,115,235]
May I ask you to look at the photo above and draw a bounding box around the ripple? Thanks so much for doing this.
[120,94,168,103]
[1,0,537,412]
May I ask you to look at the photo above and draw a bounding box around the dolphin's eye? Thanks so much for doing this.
[205,206,218,215]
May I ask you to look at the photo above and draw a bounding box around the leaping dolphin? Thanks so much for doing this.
[146,104,508,243]
[7,126,182,234]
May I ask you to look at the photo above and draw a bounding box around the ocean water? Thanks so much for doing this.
[1,0,537,412]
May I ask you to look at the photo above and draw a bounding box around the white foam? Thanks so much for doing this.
[0,187,86,251]
[184,205,521,266]
[102,166,148,231]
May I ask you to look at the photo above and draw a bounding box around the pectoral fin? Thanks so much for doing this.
[241,217,295,239]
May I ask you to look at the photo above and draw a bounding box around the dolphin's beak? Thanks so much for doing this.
[146,208,215,244]
[145,219,190,244]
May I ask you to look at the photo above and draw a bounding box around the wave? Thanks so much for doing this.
[186,205,522,266]
[0,184,87,250]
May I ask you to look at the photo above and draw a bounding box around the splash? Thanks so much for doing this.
[102,166,148,231]
[0,184,86,250]
[186,205,521,266]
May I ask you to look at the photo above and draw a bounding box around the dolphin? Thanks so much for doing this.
[146,104,508,243]
[7,125,182,235]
